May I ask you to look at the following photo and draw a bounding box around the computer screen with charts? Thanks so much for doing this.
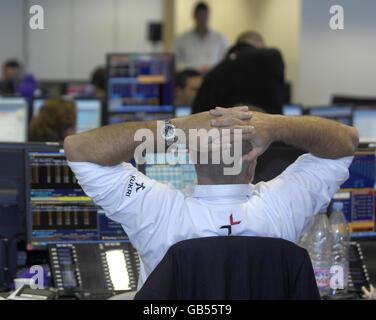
[25,145,128,250]
[107,53,174,112]
[32,98,103,133]
[0,97,28,142]
[334,146,376,237]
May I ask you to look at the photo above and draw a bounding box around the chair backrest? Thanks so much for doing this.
[135,236,320,300]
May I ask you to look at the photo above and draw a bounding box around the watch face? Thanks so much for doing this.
[163,123,176,140]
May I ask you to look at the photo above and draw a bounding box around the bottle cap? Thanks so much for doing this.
[333,202,343,211]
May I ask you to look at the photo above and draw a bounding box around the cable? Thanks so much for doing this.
[6,233,25,284]
[0,234,9,291]
[0,232,25,289]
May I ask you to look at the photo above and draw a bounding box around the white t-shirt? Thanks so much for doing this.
[173,29,229,69]
[68,153,353,288]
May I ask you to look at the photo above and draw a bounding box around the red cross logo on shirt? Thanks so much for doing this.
[220,214,241,235]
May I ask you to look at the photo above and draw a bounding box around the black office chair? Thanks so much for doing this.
[134,236,320,300]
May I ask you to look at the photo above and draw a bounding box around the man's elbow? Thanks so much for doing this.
[347,127,359,156]
[64,135,83,162]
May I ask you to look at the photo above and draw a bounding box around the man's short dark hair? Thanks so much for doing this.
[175,69,201,89]
[194,140,254,184]
[3,59,21,71]
[91,67,106,91]
[194,2,209,16]
[236,31,264,46]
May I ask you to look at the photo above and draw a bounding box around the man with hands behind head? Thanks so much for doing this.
[64,106,358,288]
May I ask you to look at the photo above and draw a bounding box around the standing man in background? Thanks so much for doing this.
[173,2,229,74]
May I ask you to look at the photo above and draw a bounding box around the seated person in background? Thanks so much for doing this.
[29,98,77,142]
[192,31,285,115]
[90,67,106,99]
[0,59,22,95]
[174,69,203,107]
[173,2,229,73]
[64,105,358,288]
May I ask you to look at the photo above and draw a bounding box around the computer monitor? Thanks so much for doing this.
[308,105,353,125]
[66,82,94,98]
[353,106,376,139]
[36,81,65,98]
[108,112,173,125]
[175,106,192,118]
[74,99,103,133]
[334,147,376,236]
[332,95,376,106]
[0,142,68,286]
[25,145,128,250]
[0,97,28,142]
[282,105,302,116]
[107,53,174,112]
[32,98,103,133]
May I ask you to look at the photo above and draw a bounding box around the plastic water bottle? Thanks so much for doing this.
[303,210,333,297]
[329,202,350,295]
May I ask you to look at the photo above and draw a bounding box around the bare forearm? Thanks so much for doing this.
[64,121,157,166]
[64,108,253,166]
[272,115,359,158]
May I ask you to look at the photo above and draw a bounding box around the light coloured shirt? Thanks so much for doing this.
[68,153,353,288]
[173,29,229,69]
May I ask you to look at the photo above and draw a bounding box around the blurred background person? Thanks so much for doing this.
[173,2,229,74]
[192,30,285,115]
[90,66,107,99]
[0,59,22,95]
[174,69,203,106]
[29,98,77,142]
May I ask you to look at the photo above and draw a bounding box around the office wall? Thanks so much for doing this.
[173,0,300,101]
[250,0,300,103]
[298,0,376,105]
[0,0,24,72]
[24,0,163,80]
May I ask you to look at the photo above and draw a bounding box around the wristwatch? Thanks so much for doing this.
[160,119,177,146]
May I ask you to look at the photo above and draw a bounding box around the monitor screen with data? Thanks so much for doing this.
[107,53,174,112]
[26,146,128,250]
[353,107,376,139]
[308,105,353,125]
[0,97,28,142]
